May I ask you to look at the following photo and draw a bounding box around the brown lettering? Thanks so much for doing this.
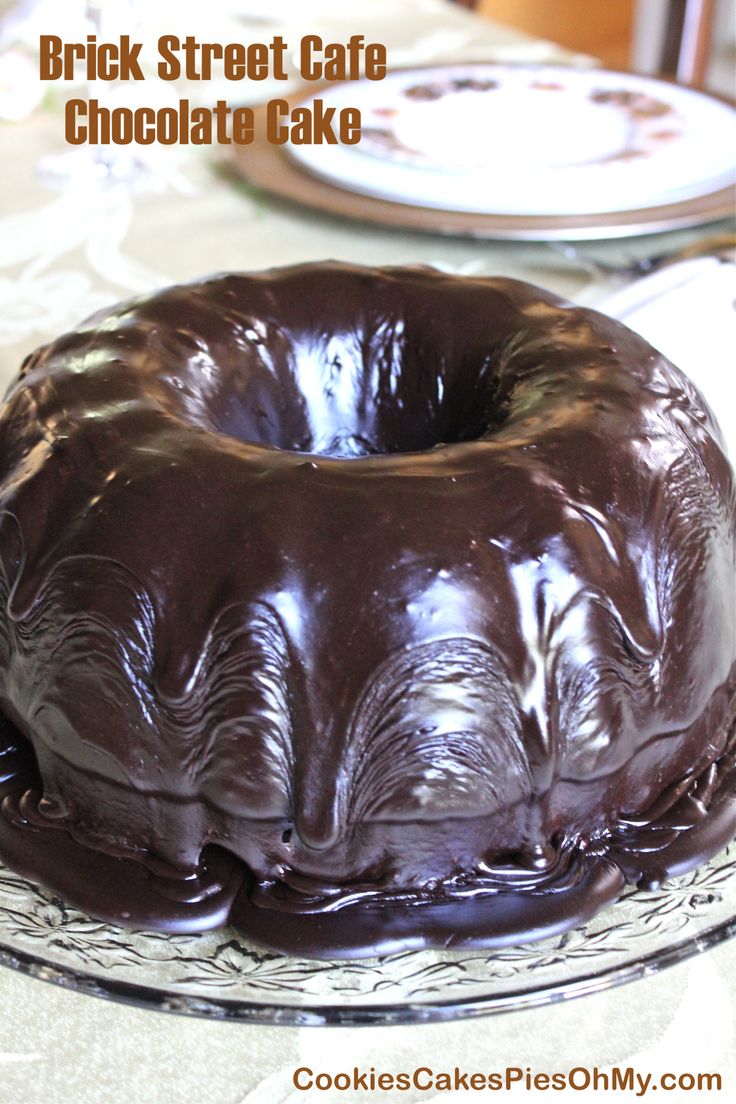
[39,35,63,80]
[266,99,290,144]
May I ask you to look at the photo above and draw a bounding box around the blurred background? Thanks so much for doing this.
[480,0,735,90]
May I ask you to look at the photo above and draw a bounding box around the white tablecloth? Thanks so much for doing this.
[0,2,733,1100]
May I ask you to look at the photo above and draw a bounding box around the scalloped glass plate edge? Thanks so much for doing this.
[0,915,734,1026]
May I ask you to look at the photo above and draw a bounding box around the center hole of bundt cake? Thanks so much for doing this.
[213,341,499,458]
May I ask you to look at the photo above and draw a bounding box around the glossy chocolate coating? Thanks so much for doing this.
[0,263,734,959]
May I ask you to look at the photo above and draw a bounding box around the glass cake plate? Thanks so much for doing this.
[0,843,733,1025]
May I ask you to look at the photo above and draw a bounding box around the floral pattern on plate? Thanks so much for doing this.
[288,64,736,216]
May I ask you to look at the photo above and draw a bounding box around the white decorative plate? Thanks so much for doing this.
[287,65,736,217]
[0,844,733,1024]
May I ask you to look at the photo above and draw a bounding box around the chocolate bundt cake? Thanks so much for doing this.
[0,263,734,959]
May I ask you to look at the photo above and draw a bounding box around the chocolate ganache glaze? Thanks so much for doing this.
[0,263,734,959]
